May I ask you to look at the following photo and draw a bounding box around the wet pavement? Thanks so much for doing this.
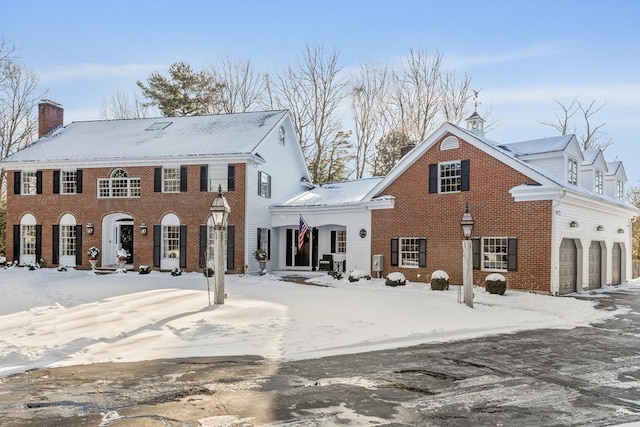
[0,287,639,426]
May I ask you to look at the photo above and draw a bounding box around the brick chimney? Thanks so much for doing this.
[399,144,415,158]
[38,99,64,138]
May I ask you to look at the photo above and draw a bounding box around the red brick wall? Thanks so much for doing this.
[5,164,246,272]
[371,133,552,292]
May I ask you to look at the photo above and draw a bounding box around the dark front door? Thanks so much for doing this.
[285,228,310,268]
[120,224,134,263]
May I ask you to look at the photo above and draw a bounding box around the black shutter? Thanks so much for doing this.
[52,225,60,265]
[14,172,21,195]
[180,166,187,192]
[286,229,293,266]
[507,238,518,271]
[391,238,398,266]
[419,238,427,267]
[53,170,60,194]
[331,231,337,253]
[199,225,207,268]
[200,166,208,191]
[36,171,43,194]
[76,170,83,193]
[227,165,235,191]
[154,167,162,192]
[75,224,83,266]
[267,229,271,261]
[257,228,261,251]
[267,174,271,198]
[35,225,42,262]
[179,225,187,268]
[226,225,235,270]
[153,225,161,267]
[13,224,20,262]
[472,238,481,270]
[257,172,261,196]
[428,164,438,194]
[461,160,470,192]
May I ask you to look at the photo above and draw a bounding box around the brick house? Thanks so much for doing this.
[3,100,311,273]
[365,113,638,295]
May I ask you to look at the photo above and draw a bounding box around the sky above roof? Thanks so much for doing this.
[1,0,638,185]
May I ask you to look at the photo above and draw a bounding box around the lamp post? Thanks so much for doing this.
[210,185,230,305]
[460,201,474,308]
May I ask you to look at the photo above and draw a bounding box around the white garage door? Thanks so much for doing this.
[559,239,577,295]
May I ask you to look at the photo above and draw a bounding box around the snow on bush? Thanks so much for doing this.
[348,269,371,282]
[431,270,449,280]
[385,272,406,287]
[486,273,505,282]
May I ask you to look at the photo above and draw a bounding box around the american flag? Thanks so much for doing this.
[298,216,309,250]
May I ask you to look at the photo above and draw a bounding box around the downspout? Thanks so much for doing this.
[550,190,567,296]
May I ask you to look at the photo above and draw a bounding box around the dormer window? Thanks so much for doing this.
[567,158,578,185]
[595,170,603,194]
[616,180,624,201]
[278,126,285,145]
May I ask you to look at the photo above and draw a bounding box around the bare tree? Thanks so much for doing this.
[388,49,443,143]
[210,56,265,113]
[0,56,47,193]
[99,90,150,120]
[274,46,348,183]
[440,70,473,125]
[350,64,389,178]
[540,98,612,151]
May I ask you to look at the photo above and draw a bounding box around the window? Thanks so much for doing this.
[162,226,180,259]
[258,227,270,258]
[207,165,230,192]
[22,171,38,195]
[21,225,36,256]
[482,237,508,270]
[595,170,603,194]
[616,180,624,201]
[98,168,141,198]
[163,167,180,192]
[567,158,578,185]
[335,230,346,253]
[278,126,285,145]
[258,171,271,198]
[400,238,421,268]
[439,161,461,193]
[61,171,78,194]
[60,225,76,256]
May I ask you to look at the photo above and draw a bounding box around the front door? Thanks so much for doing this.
[118,223,134,264]
[286,228,311,267]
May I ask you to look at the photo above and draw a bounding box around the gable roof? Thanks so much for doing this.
[499,135,574,156]
[277,177,384,208]
[4,110,289,164]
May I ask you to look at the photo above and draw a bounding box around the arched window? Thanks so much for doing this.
[59,214,77,258]
[98,168,141,198]
[19,214,37,265]
[160,214,181,270]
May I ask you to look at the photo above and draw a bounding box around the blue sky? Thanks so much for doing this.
[2,0,639,185]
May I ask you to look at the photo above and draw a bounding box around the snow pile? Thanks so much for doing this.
[0,266,637,377]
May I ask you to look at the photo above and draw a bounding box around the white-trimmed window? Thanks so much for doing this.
[482,237,508,271]
[60,216,77,257]
[400,237,421,268]
[278,126,286,145]
[22,225,36,256]
[595,170,603,194]
[163,226,180,259]
[98,168,141,198]
[208,165,229,192]
[258,171,271,198]
[336,230,346,253]
[567,158,578,185]
[616,180,624,201]
[439,161,461,193]
[22,171,38,195]
[163,167,180,192]
[61,170,78,194]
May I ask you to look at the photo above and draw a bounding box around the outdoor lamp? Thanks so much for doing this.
[86,223,94,235]
[210,185,231,229]
[597,225,604,231]
[139,223,148,236]
[460,202,474,239]
[570,221,579,228]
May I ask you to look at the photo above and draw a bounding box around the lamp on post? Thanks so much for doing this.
[460,202,474,308]
[209,185,231,305]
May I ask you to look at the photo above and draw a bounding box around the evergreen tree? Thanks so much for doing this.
[137,61,221,117]
[372,130,413,176]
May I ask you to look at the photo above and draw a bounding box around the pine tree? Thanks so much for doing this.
[372,130,413,176]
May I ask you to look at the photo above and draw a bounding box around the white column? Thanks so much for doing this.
[463,240,473,308]
[214,226,226,304]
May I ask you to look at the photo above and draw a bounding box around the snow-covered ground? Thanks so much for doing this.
[1,266,638,378]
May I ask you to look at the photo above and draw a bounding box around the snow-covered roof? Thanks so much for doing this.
[499,135,574,156]
[4,110,288,163]
[278,177,384,207]
[582,149,600,165]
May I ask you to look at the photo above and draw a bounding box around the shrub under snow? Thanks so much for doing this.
[385,272,406,287]
[348,269,371,282]
[430,270,450,291]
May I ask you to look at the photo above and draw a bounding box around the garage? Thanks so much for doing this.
[559,238,577,295]
[588,241,603,290]
[612,243,622,285]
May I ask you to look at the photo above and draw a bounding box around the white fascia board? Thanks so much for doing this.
[509,185,565,202]
[2,154,264,170]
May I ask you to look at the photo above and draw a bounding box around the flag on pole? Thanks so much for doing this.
[298,216,309,250]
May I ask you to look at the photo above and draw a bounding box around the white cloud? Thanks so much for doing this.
[39,63,165,83]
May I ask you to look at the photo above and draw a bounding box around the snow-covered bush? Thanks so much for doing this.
[385,272,406,287]
[485,273,507,295]
[57,266,67,272]
[116,248,128,262]
[430,270,449,291]
[171,266,182,277]
[348,269,371,282]
[138,265,151,275]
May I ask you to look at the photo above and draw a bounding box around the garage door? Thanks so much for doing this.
[559,239,577,295]
[612,243,622,285]
[588,241,602,290]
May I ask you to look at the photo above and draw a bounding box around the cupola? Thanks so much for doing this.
[465,89,485,137]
